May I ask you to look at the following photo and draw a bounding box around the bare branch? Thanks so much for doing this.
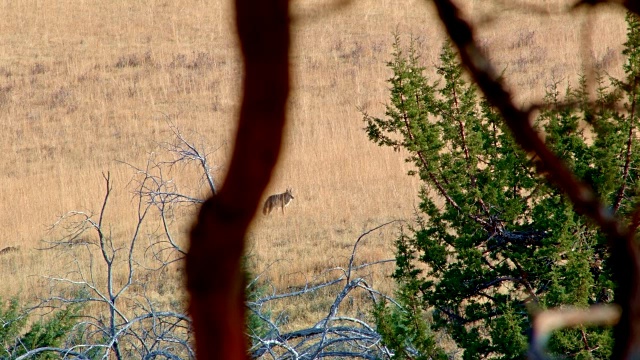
[32,130,207,358]
[249,278,344,307]
[162,118,219,196]
[248,223,398,359]
[346,220,400,282]
[15,347,90,360]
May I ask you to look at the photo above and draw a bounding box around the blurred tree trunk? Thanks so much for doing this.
[186,0,290,359]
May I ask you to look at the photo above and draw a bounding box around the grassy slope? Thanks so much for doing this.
[0,0,626,328]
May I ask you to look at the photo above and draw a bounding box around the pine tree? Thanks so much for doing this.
[365,14,640,358]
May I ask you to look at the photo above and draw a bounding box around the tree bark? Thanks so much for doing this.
[187,1,290,359]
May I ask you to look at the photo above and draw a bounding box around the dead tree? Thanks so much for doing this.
[26,125,221,359]
[248,222,398,360]
[40,172,193,359]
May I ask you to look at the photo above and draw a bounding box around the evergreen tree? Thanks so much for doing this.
[0,297,80,359]
[12,306,81,359]
[365,14,640,358]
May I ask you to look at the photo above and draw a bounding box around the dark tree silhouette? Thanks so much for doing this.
[186,0,290,359]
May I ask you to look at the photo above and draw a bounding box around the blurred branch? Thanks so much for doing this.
[529,304,622,359]
[572,1,640,17]
[431,0,640,357]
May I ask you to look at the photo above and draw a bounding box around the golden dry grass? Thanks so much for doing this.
[0,0,628,330]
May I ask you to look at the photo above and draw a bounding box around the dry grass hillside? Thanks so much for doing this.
[0,0,628,329]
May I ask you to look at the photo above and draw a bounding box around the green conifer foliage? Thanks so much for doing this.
[0,297,79,359]
[365,14,640,358]
[14,306,81,359]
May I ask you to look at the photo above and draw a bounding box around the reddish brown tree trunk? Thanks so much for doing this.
[187,1,290,359]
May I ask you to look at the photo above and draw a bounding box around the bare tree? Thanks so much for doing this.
[124,120,222,264]
[155,118,220,197]
[24,125,224,359]
[37,171,193,359]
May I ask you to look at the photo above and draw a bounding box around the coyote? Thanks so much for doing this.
[263,188,295,215]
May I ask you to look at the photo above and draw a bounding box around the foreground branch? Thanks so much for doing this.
[431,0,640,357]
[186,1,291,359]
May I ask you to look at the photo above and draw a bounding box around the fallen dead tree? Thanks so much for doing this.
[248,221,399,360]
